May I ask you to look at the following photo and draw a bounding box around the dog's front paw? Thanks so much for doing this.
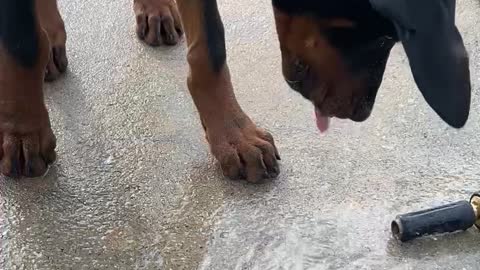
[0,27,57,178]
[0,128,56,178]
[205,113,280,183]
[133,0,183,46]
[0,76,56,178]
[0,81,56,178]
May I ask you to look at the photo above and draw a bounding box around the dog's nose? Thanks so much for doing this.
[284,58,310,94]
[286,79,302,91]
[351,99,373,122]
[292,59,309,79]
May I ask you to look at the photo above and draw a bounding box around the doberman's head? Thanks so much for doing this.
[272,0,471,131]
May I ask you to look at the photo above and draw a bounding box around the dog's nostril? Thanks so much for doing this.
[293,59,308,75]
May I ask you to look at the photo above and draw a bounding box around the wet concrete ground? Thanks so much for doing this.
[1,0,480,269]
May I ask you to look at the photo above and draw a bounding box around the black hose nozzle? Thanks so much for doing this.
[392,200,477,242]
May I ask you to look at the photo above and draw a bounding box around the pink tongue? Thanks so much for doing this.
[315,108,330,133]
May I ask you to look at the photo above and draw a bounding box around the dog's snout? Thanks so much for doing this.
[293,59,309,78]
[286,79,302,91]
[283,58,311,95]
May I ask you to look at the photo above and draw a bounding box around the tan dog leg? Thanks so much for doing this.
[176,0,280,183]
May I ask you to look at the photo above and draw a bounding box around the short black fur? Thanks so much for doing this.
[272,0,397,40]
[0,0,39,68]
[203,0,226,73]
[273,0,379,20]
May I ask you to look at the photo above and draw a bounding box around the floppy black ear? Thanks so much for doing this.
[369,0,471,128]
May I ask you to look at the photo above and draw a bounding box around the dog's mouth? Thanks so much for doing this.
[284,60,379,134]
[314,98,373,133]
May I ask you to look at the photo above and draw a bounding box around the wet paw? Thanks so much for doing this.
[207,115,281,183]
[0,1,57,178]
[134,0,183,46]
[0,130,56,178]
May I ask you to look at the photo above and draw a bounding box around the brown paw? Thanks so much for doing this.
[0,21,57,178]
[0,129,56,178]
[206,115,281,183]
[134,0,183,46]
[37,0,68,81]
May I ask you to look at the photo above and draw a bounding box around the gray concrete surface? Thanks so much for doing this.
[1,0,480,269]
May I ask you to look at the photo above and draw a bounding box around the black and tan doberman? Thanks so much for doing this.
[0,0,471,182]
